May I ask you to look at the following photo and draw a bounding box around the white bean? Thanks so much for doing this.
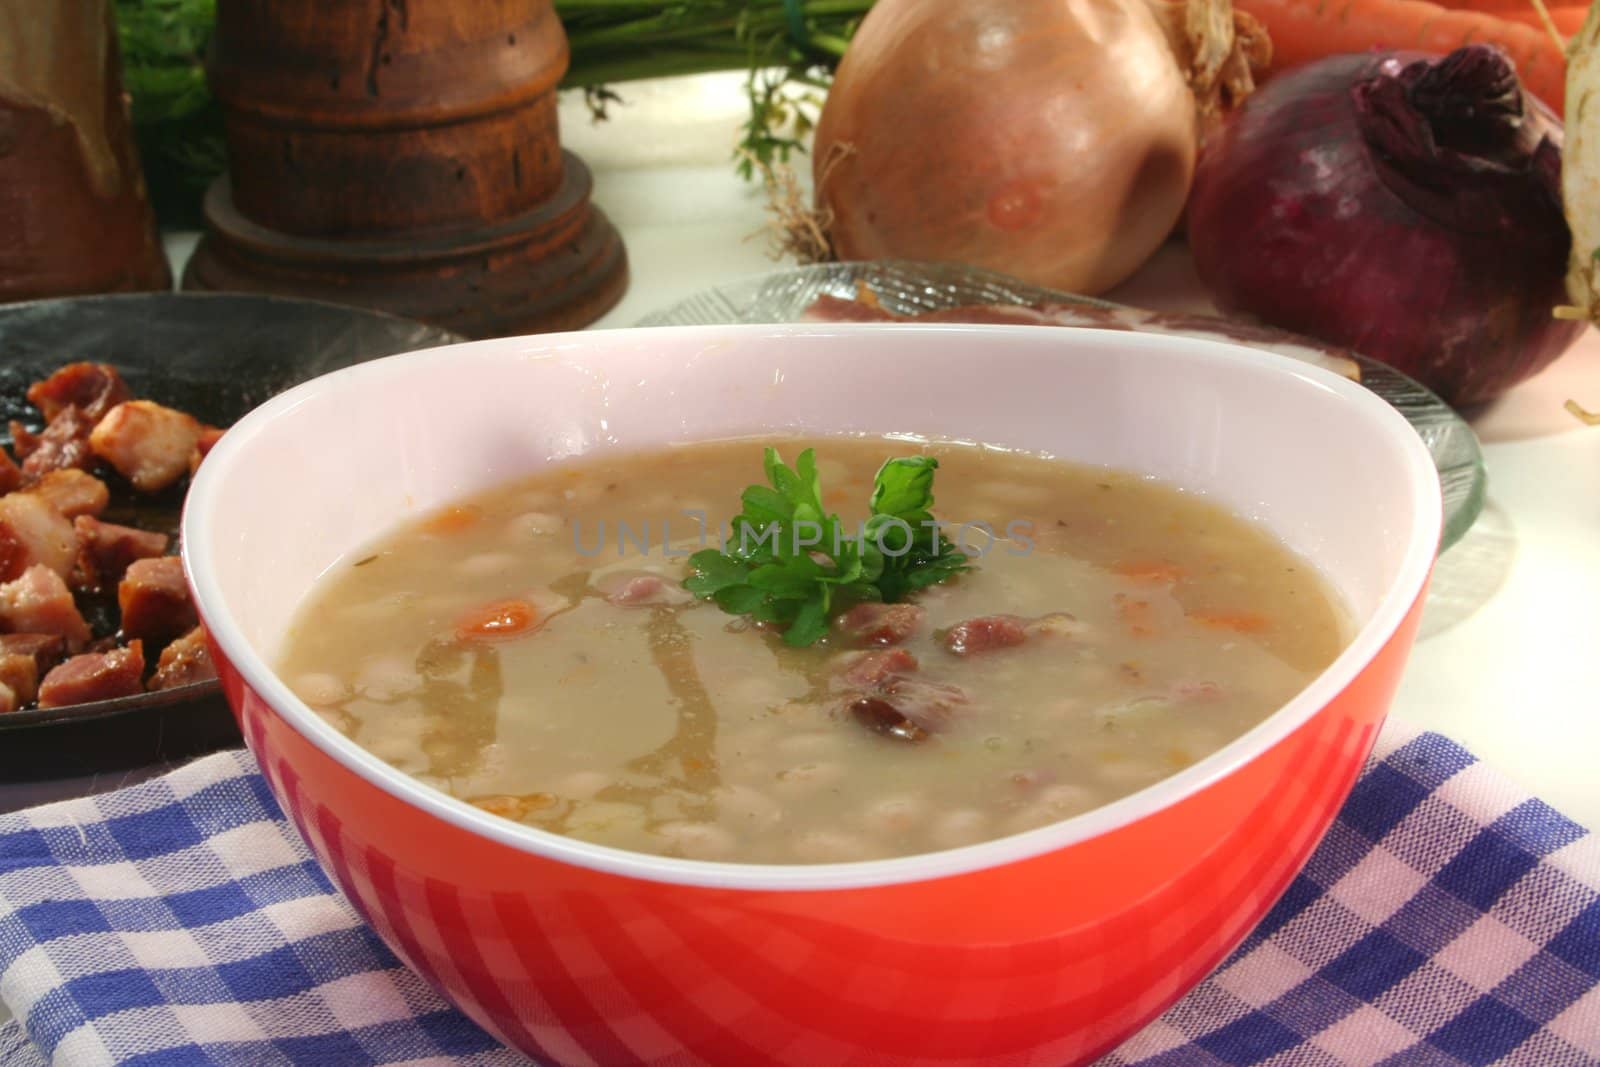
[930,809,990,850]
[792,830,872,863]
[356,655,424,701]
[655,821,737,861]
[565,801,648,840]
[506,511,564,540]
[1040,698,1084,723]
[360,730,425,771]
[775,730,838,759]
[774,762,845,790]
[293,672,349,707]
[1038,784,1095,817]
[456,552,522,578]
[339,591,419,624]
[556,770,612,799]
[713,785,783,827]
[723,676,787,708]
[1003,805,1058,838]
[717,730,763,760]
[863,795,922,835]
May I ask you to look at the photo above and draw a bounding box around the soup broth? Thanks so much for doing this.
[278,438,1349,863]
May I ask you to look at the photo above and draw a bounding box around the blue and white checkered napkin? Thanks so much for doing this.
[1,724,1596,1066]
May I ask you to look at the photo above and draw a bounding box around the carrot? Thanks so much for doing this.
[423,504,482,535]
[1189,610,1271,633]
[1112,559,1188,583]
[1236,0,1568,112]
[456,598,542,641]
[1491,6,1587,37]
[1430,0,1583,11]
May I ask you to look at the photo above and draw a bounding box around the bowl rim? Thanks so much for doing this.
[183,322,1443,892]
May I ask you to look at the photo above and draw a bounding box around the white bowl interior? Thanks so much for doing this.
[185,323,1441,885]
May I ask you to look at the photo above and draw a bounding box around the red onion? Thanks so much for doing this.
[1188,45,1583,407]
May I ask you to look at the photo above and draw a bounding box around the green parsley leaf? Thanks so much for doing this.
[682,447,972,645]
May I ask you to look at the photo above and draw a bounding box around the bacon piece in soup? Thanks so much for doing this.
[834,647,919,688]
[836,602,925,647]
[942,614,1030,655]
[601,572,693,607]
[851,695,932,743]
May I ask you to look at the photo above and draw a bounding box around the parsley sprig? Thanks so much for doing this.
[683,448,970,646]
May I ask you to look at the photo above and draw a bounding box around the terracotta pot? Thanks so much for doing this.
[0,0,172,303]
[184,0,626,337]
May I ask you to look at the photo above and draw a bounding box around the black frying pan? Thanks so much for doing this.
[0,292,461,794]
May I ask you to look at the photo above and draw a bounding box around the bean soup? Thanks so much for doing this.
[277,438,1349,863]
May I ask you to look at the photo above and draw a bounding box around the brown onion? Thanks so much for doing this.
[813,0,1200,296]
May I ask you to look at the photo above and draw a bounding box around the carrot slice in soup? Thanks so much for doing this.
[1190,611,1269,634]
[424,505,482,535]
[1112,560,1187,583]
[457,599,542,641]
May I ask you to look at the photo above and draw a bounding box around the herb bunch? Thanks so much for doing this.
[558,0,871,178]
[115,0,226,225]
[113,0,873,222]
[684,448,969,646]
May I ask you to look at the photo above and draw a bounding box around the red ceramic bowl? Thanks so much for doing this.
[183,324,1441,1066]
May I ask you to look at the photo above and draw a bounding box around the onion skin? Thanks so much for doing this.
[814,0,1196,297]
[1188,46,1582,408]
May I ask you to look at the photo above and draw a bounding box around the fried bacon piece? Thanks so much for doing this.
[89,400,203,492]
[149,626,216,691]
[118,556,196,646]
[0,450,21,495]
[20,406,95,480]
[0,565,91,650]
[187,425,226,477]
[26,362,132,423]
[71,516,169,592]
[0,492,77,581]
[26,469,109,520]
[0,633,67,671]
[37,641,145,708]
[7,422,37,460]
[0,633,66,709]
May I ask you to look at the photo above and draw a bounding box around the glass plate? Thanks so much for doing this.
[637,260,1485,551]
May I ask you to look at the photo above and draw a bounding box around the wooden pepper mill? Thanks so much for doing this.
[183,0,627,337]
[0,0,171,303]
